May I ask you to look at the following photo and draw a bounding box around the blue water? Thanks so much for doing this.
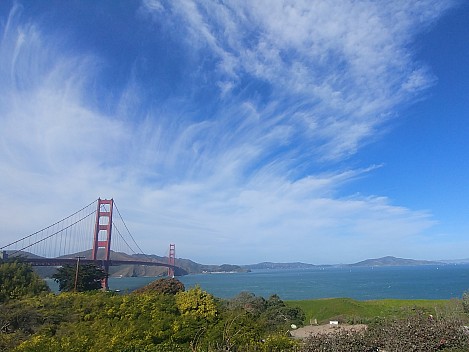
[178,265,469,300]
[46,265,469,300]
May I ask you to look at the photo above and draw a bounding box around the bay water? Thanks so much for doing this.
[46,264,469,300]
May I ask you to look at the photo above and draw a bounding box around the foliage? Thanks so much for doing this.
[0,260,50,302]
[172,286,219,348]
[262,334,298,352]
[175,286,218,320]
[0,286,303,352]
[1,291,184,352]
[263,294,305,330]
[0,299,43,350]
[204,292,303,351]
[462,290,469,313]
[52,264,107,292]
[302,309,469,352]
[4,284,469,352]
[228,291,267,315]
[133,277,185,295]
[226,292,304,328]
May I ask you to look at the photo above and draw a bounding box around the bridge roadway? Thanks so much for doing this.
[23,258,187,276]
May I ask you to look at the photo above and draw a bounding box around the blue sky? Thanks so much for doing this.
[1,0,468,265]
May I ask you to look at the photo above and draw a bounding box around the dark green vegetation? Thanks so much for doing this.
[133,277,185,295]
[0,259,50,302]
[0,290,302,351]
[2,261,469,351]
[0,263,304,351]
[52,264,107,292]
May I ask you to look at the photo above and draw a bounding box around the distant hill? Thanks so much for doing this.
[4,250,249,278]
[2,250,44,259]
[4,250,452,277]
[439,258,469,264]
[55,250,248,276]
[2,251,58,277]
[243,262,319,270]
[131,253,249,275]
[56,250,247,276]
[349,256,442,267]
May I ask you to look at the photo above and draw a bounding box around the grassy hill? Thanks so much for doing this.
[286,297,457,324]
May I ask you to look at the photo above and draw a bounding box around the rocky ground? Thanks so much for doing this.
[290,323,367,339]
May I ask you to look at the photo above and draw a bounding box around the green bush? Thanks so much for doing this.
[52,264,107,292]
[1,288,302,351]
[0,260,50,302]
[133,277,185,295]
[7,287,469,352]
[302,310,469,352]
[462,290,469,313]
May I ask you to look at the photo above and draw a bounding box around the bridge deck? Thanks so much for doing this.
[25,257,173,268]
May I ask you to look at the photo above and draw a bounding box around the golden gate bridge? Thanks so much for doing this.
[0,198,183,289]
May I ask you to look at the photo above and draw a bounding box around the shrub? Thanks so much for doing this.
[0,260,50,302]
[133,277,185,295]
[302,310,469,352]
[52,264,107,292]
[462,290,469,313]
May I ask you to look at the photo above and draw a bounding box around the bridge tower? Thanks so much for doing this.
[168,243,175,277]
[92,198,113,289]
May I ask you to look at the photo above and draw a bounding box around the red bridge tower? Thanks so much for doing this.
[92,198,113,289]
[168,243,176,277]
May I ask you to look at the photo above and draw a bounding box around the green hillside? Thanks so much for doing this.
[286,297,459,324]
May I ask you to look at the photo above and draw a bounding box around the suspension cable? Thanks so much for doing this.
[113,201,153,260]
[9,209,96,256]
[1,199,98,250]
[112,222,137,254]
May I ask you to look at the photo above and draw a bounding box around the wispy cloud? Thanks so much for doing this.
[140,0,453,161]
[0,1,457,264]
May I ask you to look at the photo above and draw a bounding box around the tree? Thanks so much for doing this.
[173,286,219,347]
[52,264,107,292]
[261,294,305,330]
[175,286,218,320]
[228,291,266,315]
[462,290,469,313]
[133,277,185,295]
[0,260,50,302]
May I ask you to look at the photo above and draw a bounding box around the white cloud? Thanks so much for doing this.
[142,0,455,161]
[0,1,456,264]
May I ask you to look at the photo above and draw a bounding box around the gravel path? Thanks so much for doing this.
[290,324,367,339]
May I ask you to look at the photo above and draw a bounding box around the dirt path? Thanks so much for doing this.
[290,323,367,339]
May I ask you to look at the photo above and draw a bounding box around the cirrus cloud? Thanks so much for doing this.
[0,1,458,264]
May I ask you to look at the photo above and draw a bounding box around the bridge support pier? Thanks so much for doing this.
[168,244,175,277]
[92,198,113,290]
